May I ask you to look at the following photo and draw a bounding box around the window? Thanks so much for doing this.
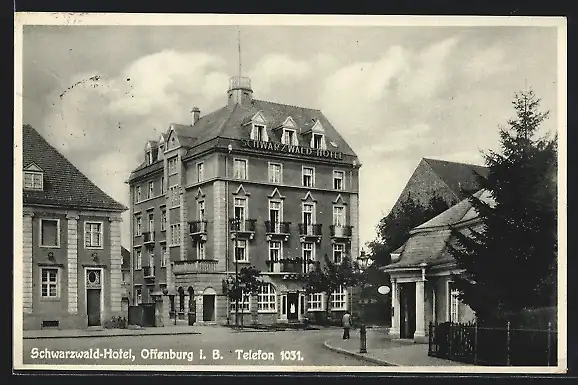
[333,206,345,227]
[146,150,153,165]
[136,288,143,304]
[135,215,142,236]
[149,250,155,269]
[148,181,154,199]
[197,162,204,182]
[170,224,181,245]
[302,167,314,187]
[269,200,281,233]
[40,219,59,247]
[234,198,246,230]
[161,176,165,194]
[233,159,247,180]
[84,222,103,248]
[333,243,345,264]
[251,124,267,142]
[168,156,178,175]
[198,201,206,222]
[449,281,460,323]
[331,286,347,311]
[234,239,248,262]
[312,133,324,149]
[148,213,154,233]
[161,210,167,231]
[282,129,297,145]
[308,293,323,311]
[170,186,180,208]
[41,268,58,298]
[161,245,167,267]
[302,203,314,233]
[268,163,282,184]
[197,242,206,260]
[122,271,129,285]
[269,241,281,263]
[135,186,142,203]
[134,248,142,270]
[333,170,344,190]
[302,242,314,262]
[230,291,251,313]
[258,284,276,312]
[24,171,43,190]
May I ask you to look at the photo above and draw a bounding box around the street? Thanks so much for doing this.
[22,326,378,367]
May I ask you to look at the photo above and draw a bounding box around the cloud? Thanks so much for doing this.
[462,44,514,81]
[249,54,313,95]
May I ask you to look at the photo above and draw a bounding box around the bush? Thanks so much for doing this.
[103,316,128,329]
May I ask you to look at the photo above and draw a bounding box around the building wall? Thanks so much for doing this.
[23,207,123,330]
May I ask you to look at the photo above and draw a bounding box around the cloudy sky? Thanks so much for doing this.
[19,16,561,250]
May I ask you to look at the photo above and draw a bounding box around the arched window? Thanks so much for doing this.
[258,284,276,312]
[178,287,185,313]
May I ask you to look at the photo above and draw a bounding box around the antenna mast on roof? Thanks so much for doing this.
[237,26,242,78]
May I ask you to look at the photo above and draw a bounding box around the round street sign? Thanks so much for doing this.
[377,286,391,295]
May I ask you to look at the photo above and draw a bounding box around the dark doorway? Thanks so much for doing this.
[203,295,215,322]
[399,282,416,339]
[287,293,299,321]
[87,289,101,326]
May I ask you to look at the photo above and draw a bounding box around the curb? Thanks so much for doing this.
[322,340,398,366]
[23,331,202,340]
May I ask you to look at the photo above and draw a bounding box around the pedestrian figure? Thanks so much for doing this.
[342,311,351,340]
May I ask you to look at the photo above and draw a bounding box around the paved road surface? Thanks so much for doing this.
[22,326,378,368]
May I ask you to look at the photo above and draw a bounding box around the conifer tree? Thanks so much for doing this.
[449,90,558,321]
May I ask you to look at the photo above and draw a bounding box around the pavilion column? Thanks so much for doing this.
[414,279,426,343]
[389,278,400,339]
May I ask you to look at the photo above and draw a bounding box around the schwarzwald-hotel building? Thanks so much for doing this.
[128,76,361,325]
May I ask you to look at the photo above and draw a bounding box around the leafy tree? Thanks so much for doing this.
[227,265,262,327]
[448,89,557,321]
[304,254,359,322]
[368,193,450,267]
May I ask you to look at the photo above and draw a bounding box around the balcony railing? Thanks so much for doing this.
[266,260,316,274]
[189,220,208,241]
[329,225,353,238]
[173,259,218,275]
[299,223,322,236]
[143,231,155,245]
[265,221,291,241]
[143,266,155,279]
[229,218,257,240]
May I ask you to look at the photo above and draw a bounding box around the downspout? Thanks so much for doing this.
[225,143,231,324]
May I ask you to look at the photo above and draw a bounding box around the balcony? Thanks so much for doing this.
[229,218,257,240]
[298,223,323,243]
[189,220,208,242]
[142,231,156,246]
[329,225,353,242]
[143,266,155,280]
[266,259,316,275]
[265,221,291,242]
[173,259,218,275]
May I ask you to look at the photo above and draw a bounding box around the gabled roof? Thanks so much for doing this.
[23,125,127,212]
[423,158,489,200]
[383,189,494,270]
[129,97,358,177]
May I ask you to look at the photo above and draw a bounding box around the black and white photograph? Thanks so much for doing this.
[13,13,567,373]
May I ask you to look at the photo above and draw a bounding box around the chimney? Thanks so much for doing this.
[191,107,201,125]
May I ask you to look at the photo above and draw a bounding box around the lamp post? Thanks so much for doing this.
[356,249,369,354]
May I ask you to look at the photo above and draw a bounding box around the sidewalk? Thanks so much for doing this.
[23,325,203,339]
[323,328,472,367]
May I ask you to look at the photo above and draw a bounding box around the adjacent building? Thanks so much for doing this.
[22,125,128,329]
[382,189,494,342]
[127,75,361,325]
[389,158,488,215]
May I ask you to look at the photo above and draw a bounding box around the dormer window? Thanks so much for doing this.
[23,163,44,191]
[282,129,298,146]
[252,124,268,142]
[312,133,325,150]
[146,150,153,165]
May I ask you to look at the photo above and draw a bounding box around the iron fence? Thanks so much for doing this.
[428,321,557,366]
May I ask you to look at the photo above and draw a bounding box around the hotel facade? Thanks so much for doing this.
[128,76,361,325]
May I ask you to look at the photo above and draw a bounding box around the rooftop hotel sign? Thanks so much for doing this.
[240,139,343,160]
